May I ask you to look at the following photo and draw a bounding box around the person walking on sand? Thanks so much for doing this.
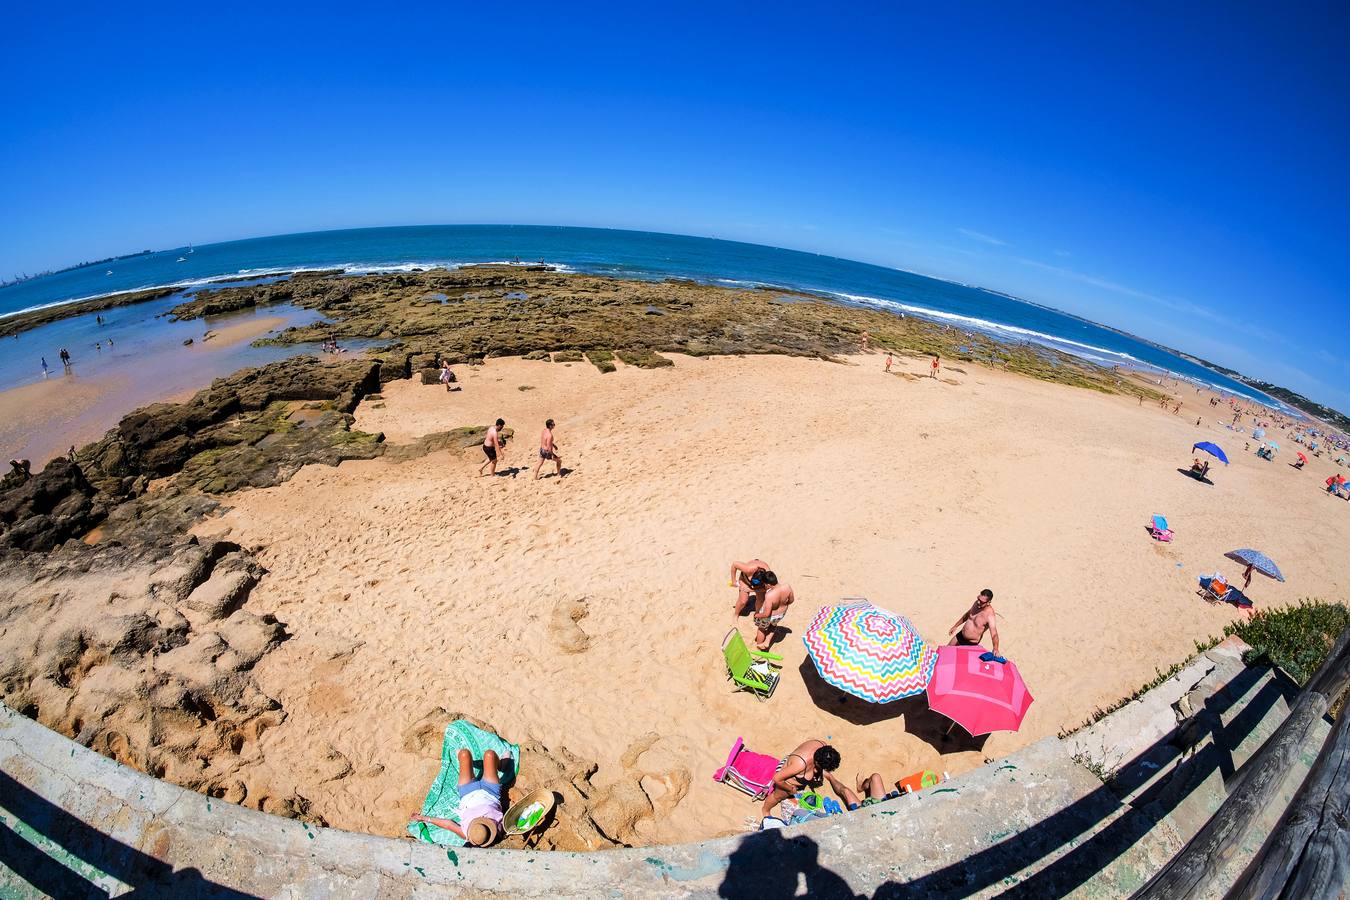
[730,559,773,620]
[947,588,1000,655]
[41,357,49,378]
[884,352,893,373]
[761,740,841,817]
[439,360,453,391]
[860,331,870,352]
[60,348,70,368]
[534,418,562,480]
[479,418,506,476]
[931,354,940,378]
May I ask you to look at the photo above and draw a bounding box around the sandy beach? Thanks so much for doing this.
[178,351,1350,846]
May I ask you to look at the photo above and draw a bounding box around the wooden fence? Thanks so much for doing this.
[1134,627,1350,900]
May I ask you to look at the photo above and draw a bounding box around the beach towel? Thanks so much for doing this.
[408,720,520,846]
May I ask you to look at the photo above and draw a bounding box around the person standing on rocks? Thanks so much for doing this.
[479,418,506,476]
[534,418,562,480]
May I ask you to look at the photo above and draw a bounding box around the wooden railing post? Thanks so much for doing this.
[1225,692,1350,899]
[1132,627,1350,900]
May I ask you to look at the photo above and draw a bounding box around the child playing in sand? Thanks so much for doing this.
[534,418,562,480]
[931,354,940,378]
[884,352,893,373]
[409,748,506,847]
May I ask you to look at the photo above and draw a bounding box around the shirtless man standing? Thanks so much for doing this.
[947,588,1000,655]
[533,418,562,480]
[478,418,506,476]
[753,577,796,651]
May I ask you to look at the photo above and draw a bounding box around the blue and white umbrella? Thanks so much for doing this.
[1253,428,1266,439]
[1224,549,1285,583]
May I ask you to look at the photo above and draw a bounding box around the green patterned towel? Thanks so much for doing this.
[407,720,520,846]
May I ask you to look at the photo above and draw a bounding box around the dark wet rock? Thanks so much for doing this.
[0,457,99,551]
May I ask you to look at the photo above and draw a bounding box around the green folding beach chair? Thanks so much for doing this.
[722,628,783,701]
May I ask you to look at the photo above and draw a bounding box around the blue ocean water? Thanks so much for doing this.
[0,224,1275,405]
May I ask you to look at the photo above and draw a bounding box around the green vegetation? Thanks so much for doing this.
[585,349,617,374]
[616,348,675,369]
[551,350,584,363]
[1224,600,1350,686]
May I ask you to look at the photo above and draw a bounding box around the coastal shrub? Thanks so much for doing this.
[616,349,674,369]
[1224,600,1350,687]
[585,350,617,374]
[523,350,550,361]
[551,350,584,363]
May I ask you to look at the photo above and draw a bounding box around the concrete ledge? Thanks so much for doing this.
[0,641,1321,898]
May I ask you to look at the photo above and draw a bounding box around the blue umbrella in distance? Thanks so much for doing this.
[1193,442,1229,464]
[1224,549,1285,583]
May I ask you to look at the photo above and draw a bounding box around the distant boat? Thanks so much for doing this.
[187,245,194,254]
[177,256,187,262]
[105,270,113,275]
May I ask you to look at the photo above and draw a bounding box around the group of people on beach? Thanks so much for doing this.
[728,557,1003,823]
[746,587,1001,825]
[478,417,563,481]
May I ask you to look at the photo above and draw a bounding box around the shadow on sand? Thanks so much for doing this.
[1176,467,1214,486]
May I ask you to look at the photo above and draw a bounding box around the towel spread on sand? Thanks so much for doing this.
[408,720,520,846]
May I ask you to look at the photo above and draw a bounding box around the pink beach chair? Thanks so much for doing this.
[712,738,780,800]
[1148,515,1174,542]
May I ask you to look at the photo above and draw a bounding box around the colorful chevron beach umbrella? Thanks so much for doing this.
[927,645,1034,735]
[802,601,937,703]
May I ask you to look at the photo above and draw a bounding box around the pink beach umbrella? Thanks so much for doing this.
[926,645,1034,736]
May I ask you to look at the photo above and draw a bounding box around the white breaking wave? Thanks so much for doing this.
[824,290,1147,366]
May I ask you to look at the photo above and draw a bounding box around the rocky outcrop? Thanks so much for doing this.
[0,537,317,821]
[0,356,385,551]
[0,457,104,551]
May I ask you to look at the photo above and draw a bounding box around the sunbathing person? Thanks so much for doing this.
[409,748,505,847]
[753,577,796,652]
[948,588,1000,655]
[761,740,841,816]
[730,559,773,620]
[824,771,899,811]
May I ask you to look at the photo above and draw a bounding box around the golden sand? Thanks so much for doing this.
[187,352,1350,844]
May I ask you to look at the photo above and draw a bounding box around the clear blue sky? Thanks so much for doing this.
[4,2,1347,410]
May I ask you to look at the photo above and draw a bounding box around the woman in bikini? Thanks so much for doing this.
[761,739,841,817]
